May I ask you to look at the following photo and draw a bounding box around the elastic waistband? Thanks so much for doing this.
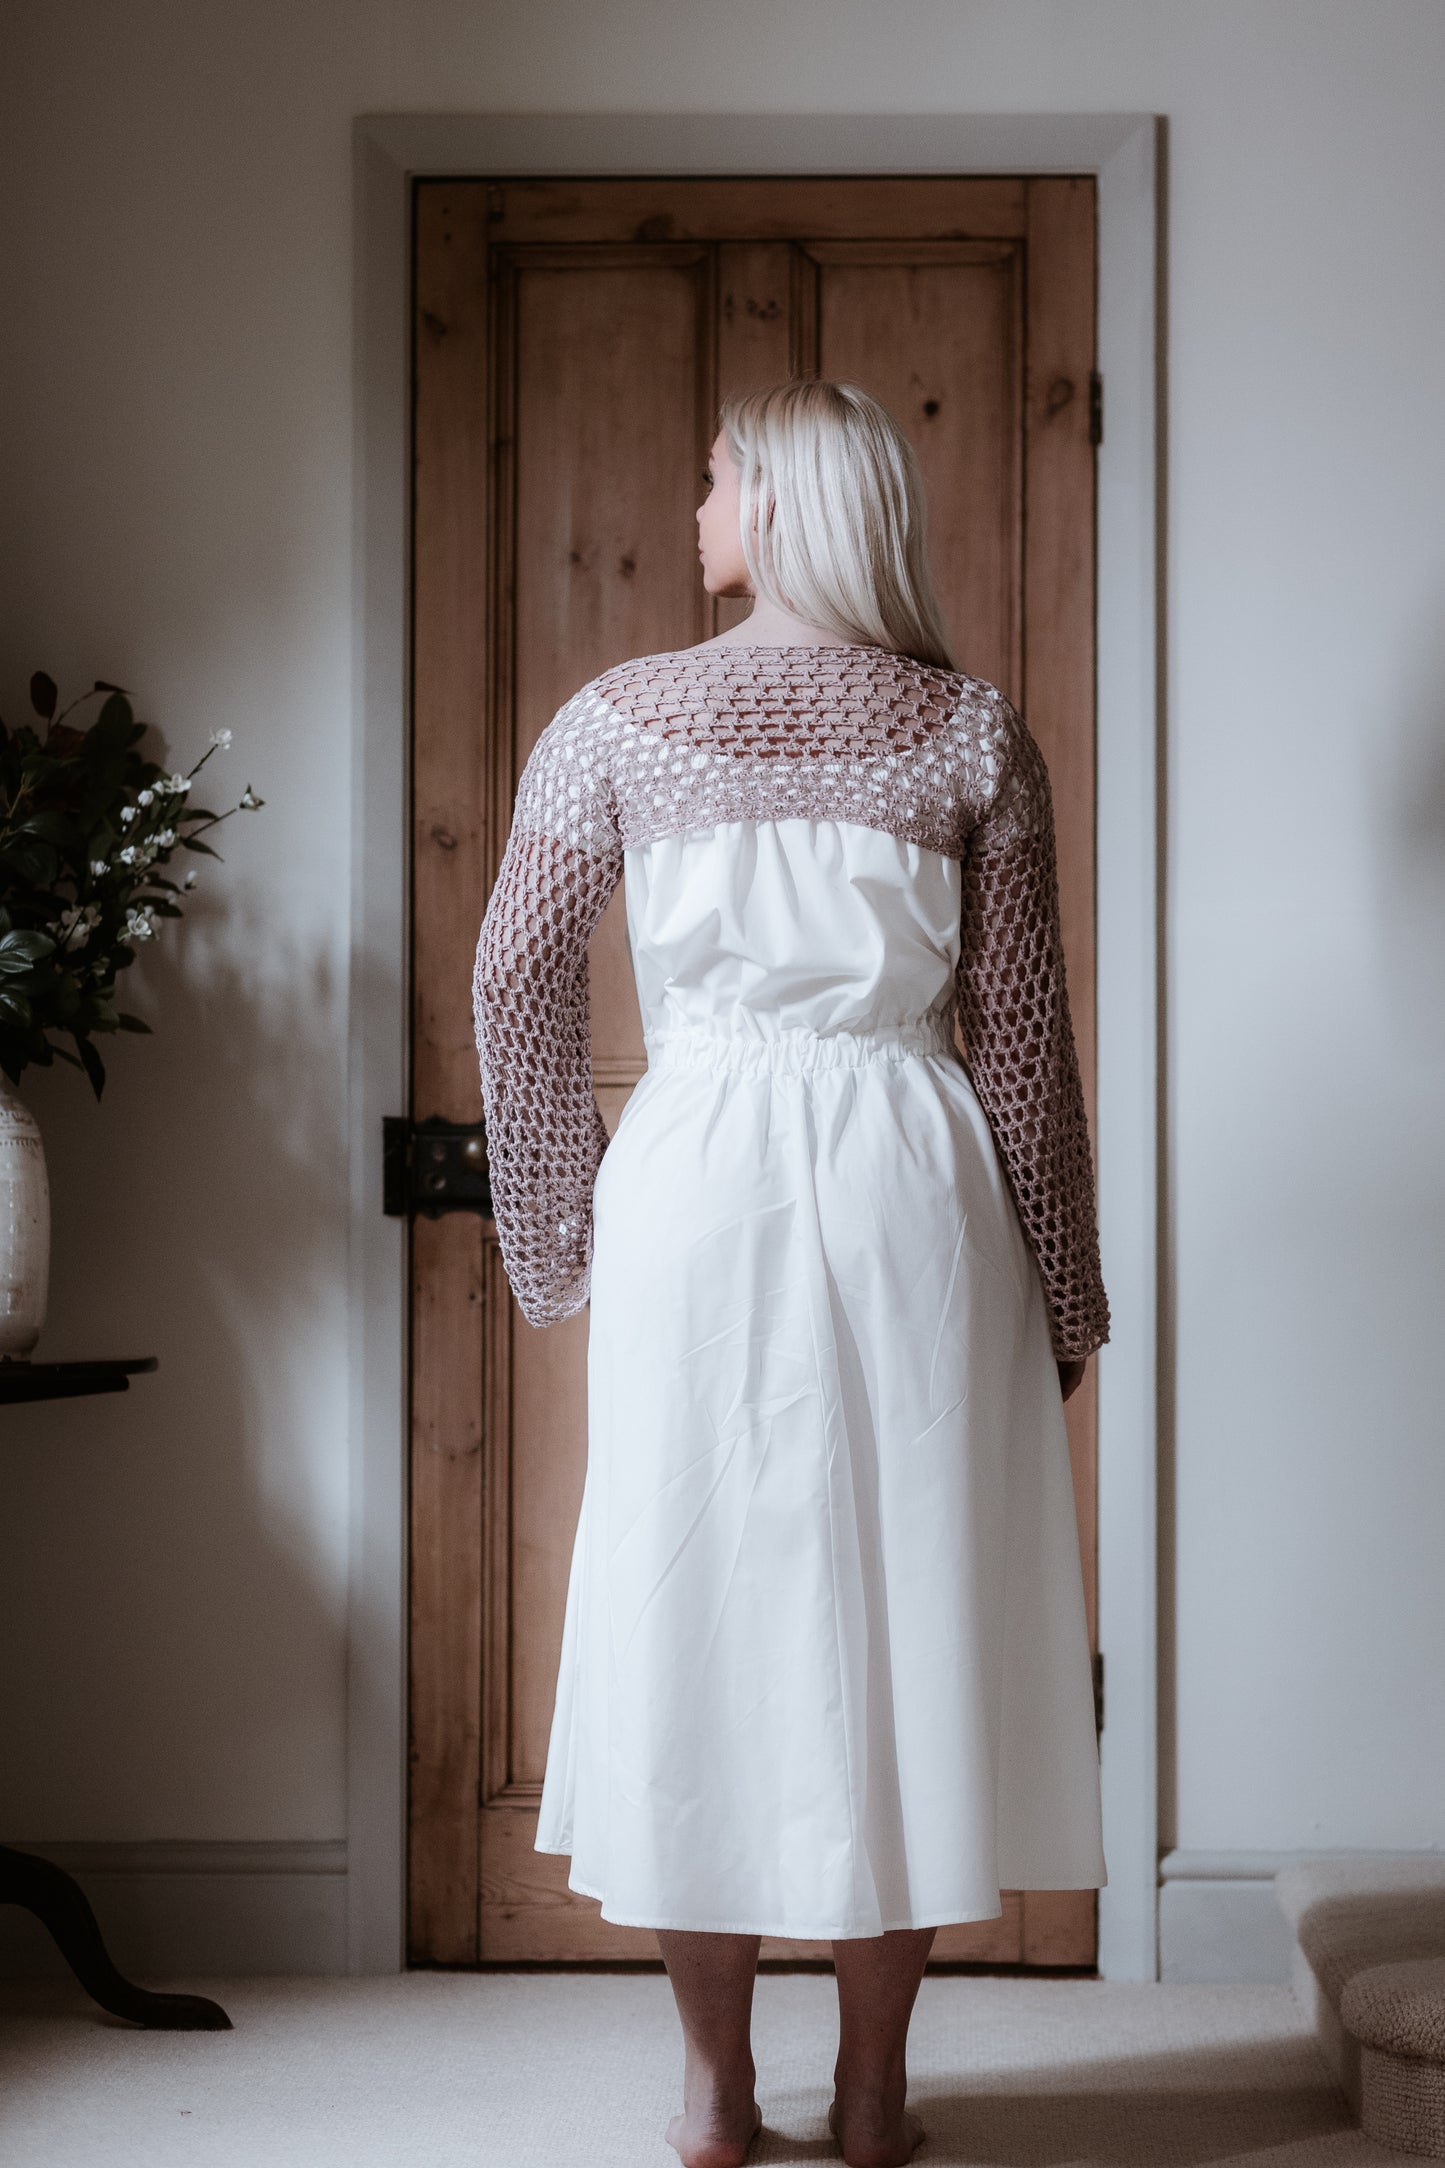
[644,1010,956,1077]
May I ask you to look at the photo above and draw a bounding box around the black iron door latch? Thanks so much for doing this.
[382,1116,491,1218]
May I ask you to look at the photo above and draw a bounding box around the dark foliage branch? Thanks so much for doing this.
[0,673,264,1098]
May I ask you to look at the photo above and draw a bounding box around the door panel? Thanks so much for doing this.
[805,240,1023,695]
[507,245,711,1084]
[410,176,1099,1968]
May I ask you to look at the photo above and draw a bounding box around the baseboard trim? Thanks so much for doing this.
[1157,1852,1291,1983]
[1157,1848,1443,1984]
[0,1840,348,1979]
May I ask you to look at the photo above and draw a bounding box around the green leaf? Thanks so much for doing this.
[19,810,79,844]
[75,1034,106,1100]
[178,835,220,857]
[0,929,57,964]
[91,692,136,748]
[0,841,59,886]
[116,1012,152,1034]
[29,672,58,720]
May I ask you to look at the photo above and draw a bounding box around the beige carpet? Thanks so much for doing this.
[0,1974,1408,2167]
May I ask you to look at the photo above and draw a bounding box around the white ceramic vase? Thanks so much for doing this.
[0,1072,50,1357]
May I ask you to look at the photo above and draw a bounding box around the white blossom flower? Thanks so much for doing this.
[152,827,177,848]
[122,908,157,942]
[119,804,138,825]
[209,728,233,750]
[89,859,108,877]
[239,785,264,809]
[137,788,154,806]
[118,846,140,866]
[57,906,101,949]
[167,772,191,793]
[182,870,199,889]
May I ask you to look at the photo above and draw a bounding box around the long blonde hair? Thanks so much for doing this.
[718,379,955,670]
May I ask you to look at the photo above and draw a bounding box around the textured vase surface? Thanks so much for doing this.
[0,1073,50,1357]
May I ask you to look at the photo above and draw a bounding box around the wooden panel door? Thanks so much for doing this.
[410,177,1099,1967]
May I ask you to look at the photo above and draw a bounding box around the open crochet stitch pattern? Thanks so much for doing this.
[472,644,1110,1362]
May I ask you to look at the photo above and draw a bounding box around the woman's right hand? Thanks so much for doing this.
[1057,1358,1087,1402]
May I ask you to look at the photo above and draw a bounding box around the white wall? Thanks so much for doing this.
[2,0,1443,1920]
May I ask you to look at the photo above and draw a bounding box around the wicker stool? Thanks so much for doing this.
[1340,1956,1445,2158]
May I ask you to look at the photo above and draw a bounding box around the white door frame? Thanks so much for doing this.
[347,111,1162,1980]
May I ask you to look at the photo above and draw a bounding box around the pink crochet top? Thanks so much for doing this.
[472,644,1110,1361]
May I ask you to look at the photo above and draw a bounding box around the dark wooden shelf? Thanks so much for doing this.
[0,1357,158,1406]
[0,1350,226,2023]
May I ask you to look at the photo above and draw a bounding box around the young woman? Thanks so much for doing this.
[473,380,1109,2168]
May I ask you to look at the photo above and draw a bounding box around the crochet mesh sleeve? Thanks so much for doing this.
[473,648,1108,1353]
[472,690,623,1326]
[954,700,1111,1362]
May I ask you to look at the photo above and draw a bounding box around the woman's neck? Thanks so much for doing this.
[703,595,866,650]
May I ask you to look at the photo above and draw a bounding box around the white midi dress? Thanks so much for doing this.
[473,644,1110,1940]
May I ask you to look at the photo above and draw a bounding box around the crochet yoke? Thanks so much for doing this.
[472,643,1110,1360]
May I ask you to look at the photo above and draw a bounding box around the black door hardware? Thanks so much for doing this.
[383,1116,491,1218]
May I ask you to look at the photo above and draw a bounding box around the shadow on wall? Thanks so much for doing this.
[1376,605,1445,1053]
[0,875,351,1849]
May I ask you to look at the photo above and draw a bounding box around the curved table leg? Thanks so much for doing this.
[0,1844,231,2030]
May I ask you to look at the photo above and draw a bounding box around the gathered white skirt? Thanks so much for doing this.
[533,818,1107,1938]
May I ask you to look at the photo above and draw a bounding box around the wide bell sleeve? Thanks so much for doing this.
[472,689,624,1326]
[954,697,1111,1362]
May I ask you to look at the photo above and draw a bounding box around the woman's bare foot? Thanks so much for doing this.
[827,2088,925,2167]
[666,2078,763,2168]
[828,1927,934,2167]
[657,1930,764,2167]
